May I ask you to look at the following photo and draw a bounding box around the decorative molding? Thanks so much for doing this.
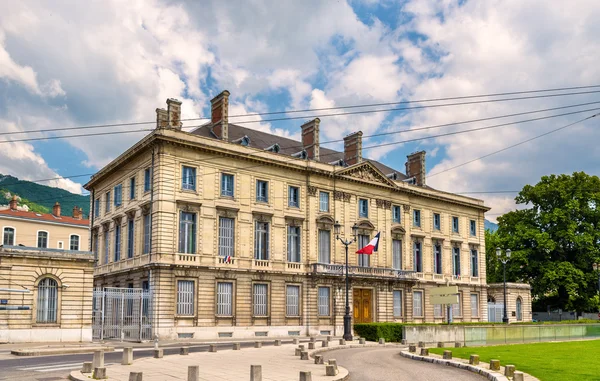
[335,161,398,188]
[125,208,137,219]
[307,186,317,197]
[253,212,273,222]
[333,190,352,202]
[356,219,375,230]
[391,225,406,234]
[140,202,151,215]
[316,215,335,225]
[403,204,411,212]
[285,217,304,227]
[376,199,392,209]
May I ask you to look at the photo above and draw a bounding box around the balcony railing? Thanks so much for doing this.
[312,263,417,280]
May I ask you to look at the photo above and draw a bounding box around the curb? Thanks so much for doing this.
[69,370,87,381]
[400,350,509,381]
[11,346,115,356]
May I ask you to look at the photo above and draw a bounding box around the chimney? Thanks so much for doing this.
[72,206,83,220]
[405,151,426,186]
[343,131,363,166]
[301,118,320,161]
[156,108,169,128]
[166,98,182,129]
[210,90,230,141]
[9,195,17,211]
[52,202,61,217]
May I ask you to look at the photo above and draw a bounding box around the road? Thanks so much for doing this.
[322,347,486,381]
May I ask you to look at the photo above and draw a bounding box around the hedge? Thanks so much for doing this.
[353,323,404,342]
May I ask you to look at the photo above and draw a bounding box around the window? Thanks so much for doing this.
[318,230,330,263]
[393,290,402,317]
[114,225,121,261]
[114,184,122,207]
[58,241,63,249]
[221,173,234,197]
[254,221,269,260]
[36,277,58,323]
[434,304,443,318]
[219,217,235,258]
[176,280,195,316]
[452,216,459,233]
[452,293,461,317]
[37,231,48,248]
[104,230,109,263]
[413,241,422,272]
[287,226,301,262]
[93,232,99,259]
[433,213,441,230]
[358,234,370,267]
[433,244,442,274]
[143,214,151,254]
[286,285,300,316]
[256,180,268,202]
[471,293,479,317]
[319,192,329,212]
[105,191,111,213]
[144,168,151,192]
[392,239,402,270]
[253,283,268,316]
[182,166,196,191]
[127,218,134,258]
[392,205,401,223]
[179,212,196,254]
[216,282,233,316]
[470,220,476,236]
[288,186,299,207]
[129,176,136,200]
[318,287,330,316]
[516,297,523,321]
[359,199,369,218]
[413,290,423,317]
[3,227,15,246]
[413,209,421,227]
[94,198,100,217]
[470,249,479,277]
[453,247,461,276]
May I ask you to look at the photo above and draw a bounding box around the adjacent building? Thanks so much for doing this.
[86,91,528,340]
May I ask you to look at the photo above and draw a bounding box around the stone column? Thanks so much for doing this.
[122,347,133,365]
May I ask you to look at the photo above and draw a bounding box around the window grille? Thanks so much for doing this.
[434,304,443,317]
[219,217,235,258]
[413,291,423,317]
[452,294,461,317]
[253,284,268,316]
[393,290,402,317]
[177,280,195,316]
[286,285,300,316]
[37,277,58,323]
[471,293,479,317]
[317,287,330,316]
[217,282,233,316]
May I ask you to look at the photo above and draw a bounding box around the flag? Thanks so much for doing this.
[356,232,380,255]
[224,255,232,263]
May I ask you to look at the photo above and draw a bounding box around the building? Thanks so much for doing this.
[487,283,532,323]
[86,91,524,341]
[0,199,94,342]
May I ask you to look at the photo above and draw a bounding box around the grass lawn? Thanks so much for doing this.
[429,339,600,381]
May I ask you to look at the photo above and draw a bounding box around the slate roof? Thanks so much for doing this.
[191,123,408,180]
[0,209,89,227]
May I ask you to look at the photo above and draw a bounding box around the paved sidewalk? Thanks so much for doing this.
[69,339,381,381]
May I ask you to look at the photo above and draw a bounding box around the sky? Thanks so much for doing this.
[1,0,600,221]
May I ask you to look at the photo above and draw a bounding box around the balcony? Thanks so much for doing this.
[312,263,417,280]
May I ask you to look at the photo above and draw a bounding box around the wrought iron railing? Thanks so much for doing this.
[312,263,417,280]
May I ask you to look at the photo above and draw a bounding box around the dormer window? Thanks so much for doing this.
[232,135,251,146]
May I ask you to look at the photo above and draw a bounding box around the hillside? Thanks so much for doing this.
[0,174,89,218]
[485,219,498,232]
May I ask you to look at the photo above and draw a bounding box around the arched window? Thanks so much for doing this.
[37,231,48,248]
[3,227,15,245]
[69,235,80,251]
[516,297,523,321]
[37,277,58,323]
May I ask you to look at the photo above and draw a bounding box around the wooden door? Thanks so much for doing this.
[353,289,373,323]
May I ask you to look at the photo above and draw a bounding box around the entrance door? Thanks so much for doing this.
[353,289,373,323]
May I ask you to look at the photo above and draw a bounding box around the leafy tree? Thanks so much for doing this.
[490,172,600,312]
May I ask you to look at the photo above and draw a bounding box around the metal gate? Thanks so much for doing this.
[488,302,504,322]
[92,287,153,341]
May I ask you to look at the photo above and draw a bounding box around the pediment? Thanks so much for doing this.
[335,161,398,188]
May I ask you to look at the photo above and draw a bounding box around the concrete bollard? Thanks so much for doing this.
[153,349,163,358]
[420,348,429,356]
[122,347,133,365]
[187,366,200,381]
[469,354,480,365]
[308,342,315,350]
[255,342,262,349]
[299,371,312,381]
[180,346,189,355]
[443,350,452,360]
[92,350,104,369]
[295,348,302,356]
[418,341,425,348]
[250,365,262,381]
[129,372,143,381]
[328,359,338,370]
[513,371,525,381]
[325,365,337,376]
[209,344,217,353]
[93,367,107,380]
[300,351,309,360]
[379,338,385,344]
[233,342,241,350]
[293,338,300,345]
[408,345,417,353]
[82,362,93,373]
[314,354,324,364]
[359,338,366,344]
[321,340,329,347]
[274,339,281,346]
[339,339,346,345]
[437,342,444,348]
[327,335,332,342]
[310,337,316,343]
[454,342,462,348]
[505,365,516,377]
[490,359,501,371]
[299,344,305,350]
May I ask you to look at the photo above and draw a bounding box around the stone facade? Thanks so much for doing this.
[86,92,498,340]
[487,283,532,323]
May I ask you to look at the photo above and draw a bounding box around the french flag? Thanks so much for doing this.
[356,232,380,255]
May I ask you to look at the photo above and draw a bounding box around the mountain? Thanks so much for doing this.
[0,174,89,218]
[485,219,498,232]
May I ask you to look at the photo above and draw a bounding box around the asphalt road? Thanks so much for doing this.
[321,347,486,381]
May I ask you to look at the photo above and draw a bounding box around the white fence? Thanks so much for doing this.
[488,302,504,322]
[92,287,153,341]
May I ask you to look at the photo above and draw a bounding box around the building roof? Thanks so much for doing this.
[191,123,408,180]
[0,209,89,227]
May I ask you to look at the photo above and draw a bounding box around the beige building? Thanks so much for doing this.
[488,283,532,323]
[86,91,525,340]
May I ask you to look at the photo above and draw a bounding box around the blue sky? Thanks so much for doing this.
[1,0,600,220]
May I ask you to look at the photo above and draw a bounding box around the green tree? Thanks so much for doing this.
[491,172,600,312]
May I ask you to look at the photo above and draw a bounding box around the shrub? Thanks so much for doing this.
[354,323,404,342]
